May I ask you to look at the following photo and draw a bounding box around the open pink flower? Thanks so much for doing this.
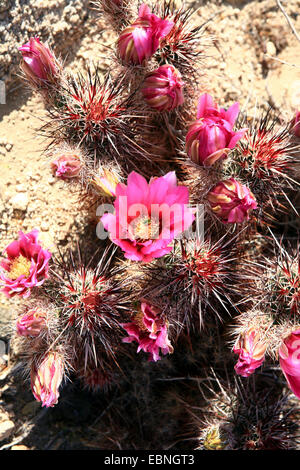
[101,171,195,262]
[19,37,58,86]
[279,330,300,400]
[16,309,47,337]
[141,64,184,111]
[0,230,51,299]
[186,93,247,167]
[51,154,81,179]
[122,302,173,362]
[233,327,267,377]
[31,352,64,408]
[118,4,174,65]
[207,178,257,224]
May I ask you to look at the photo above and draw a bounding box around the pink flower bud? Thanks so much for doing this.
[279,330,300,400]
[207,178,257,224]
[91,169,119,197]
[51,153,81,179]
[31,352,64,408]
[16,309,47,337]
[291,111,300,137]
[186,93,247,167]
[141,65,184,111]
[233,327,267,377]
[118,4,174,65]
[19,37,58,86]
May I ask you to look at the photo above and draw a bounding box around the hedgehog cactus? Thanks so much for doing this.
[2,0,299,450]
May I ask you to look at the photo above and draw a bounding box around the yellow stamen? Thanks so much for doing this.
[7,255,31,280]
[132,216,160,241]
[204,427,225,450]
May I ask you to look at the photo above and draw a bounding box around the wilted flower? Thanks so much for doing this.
[186,93,247,167]
[141,64,184,111]
[19,37,58,86]
[118,3,174,65]
[233,327,267,377]
[122,302,173,362]
[31,352,64,407]
[279,330,300,400]
[0,230,51,298]
[207,178,257,224]
[51,153,81,179]
[101,171,195,262]
[16,309,47,337]
[291,111,300,137]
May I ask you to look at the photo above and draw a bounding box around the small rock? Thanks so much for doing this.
[0,420,14,441]
[40,221,49,232]
[9,193,28,211]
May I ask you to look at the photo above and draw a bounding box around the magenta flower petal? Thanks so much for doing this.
[279,330,300,399]
[0,230,51,298]
[122,302,173,362]
[187,93,246,167]
[101,171,194,262]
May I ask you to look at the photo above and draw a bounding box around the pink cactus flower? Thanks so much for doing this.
[279,330,300,400]
[207,178,257,224]
[233,327,267,377]
[122,302,173,362]
[19,37,58,86]
[0,230,51,299]
[291,111,300,137]
[101,171,195,262]
[16,309,47,337]
[141,64,184,111]
[51,154,81,179]
[118,4,174,65]
[186,93,247,167]
[31,352,64,408]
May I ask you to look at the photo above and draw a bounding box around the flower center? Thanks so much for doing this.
[131,215,160,241]
[134,310,148,331]
[7,255,32,280]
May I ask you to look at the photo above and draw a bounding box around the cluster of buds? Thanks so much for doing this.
[207,178,257,224]
[122,302,173,362]
[186,93,247,167]
[141,64,184,111]
[118,3,174,65]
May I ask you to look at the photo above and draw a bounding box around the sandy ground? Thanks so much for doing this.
[0,0,300,449]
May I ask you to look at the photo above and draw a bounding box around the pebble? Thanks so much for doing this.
[9,193,28,212]
[40,221,49,232]
[0,420,15,442]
